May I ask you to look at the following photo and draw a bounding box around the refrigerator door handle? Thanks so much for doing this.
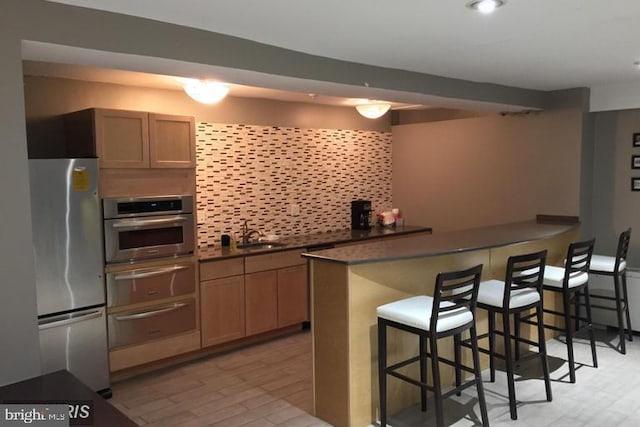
[114,265,189,281]
[38,309,104,330]
[114,303,187,321]
[111,216,188,229]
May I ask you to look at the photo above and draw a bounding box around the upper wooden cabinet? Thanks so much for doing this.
[148,113,196,168]
[64,108,196,169]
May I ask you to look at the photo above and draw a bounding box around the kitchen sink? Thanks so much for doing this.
[237,241,287,250]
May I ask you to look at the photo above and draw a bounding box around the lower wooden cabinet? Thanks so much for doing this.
[201,275,245,347]
[200,250,309,347]
[245,270,278,336]
[277,264,309,327]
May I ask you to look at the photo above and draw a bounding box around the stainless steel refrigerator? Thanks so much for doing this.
[29,158,111,396]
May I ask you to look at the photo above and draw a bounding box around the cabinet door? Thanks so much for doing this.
[277,264,309,327]
[148,114,196,168]
[245,270,278,336]
[94,109,149,168]
[201,275,245,347]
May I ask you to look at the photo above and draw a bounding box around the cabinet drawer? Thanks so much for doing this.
[245,250,306,274]
[108,298,196,349]
[200,257,244,281]
[106,262,196,307]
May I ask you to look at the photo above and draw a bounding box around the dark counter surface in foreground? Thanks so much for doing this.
[198,225,431,261]
[302,220,578,265]
[0,370,136,427]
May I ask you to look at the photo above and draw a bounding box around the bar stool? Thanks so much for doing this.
[377,265,489,427]
[538,239,597,383]
[586,228,632,354]
[472,250,552,420]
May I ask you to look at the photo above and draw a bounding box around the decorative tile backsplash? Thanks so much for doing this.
[196,123,393,248]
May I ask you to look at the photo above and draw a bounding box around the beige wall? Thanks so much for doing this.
[24,76,390,157]
[392,109,584,231]
[592,110,640,267]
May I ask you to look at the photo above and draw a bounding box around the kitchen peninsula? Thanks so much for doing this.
[303,219,580,427]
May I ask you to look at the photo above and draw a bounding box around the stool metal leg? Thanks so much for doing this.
[622,272,633,341]
[536,305,553,402]
[613,274,627,354]
[503,311,517,420]
[429,334,444,427]
[378,319,388,427]
[563,290,576,383]
[489,310,496,382]
[574,291,581,332]
[420,334,427,412]
[454,333,462,396]
[514,312,521,362]
[470,324,490,427]
[583,284,598,368]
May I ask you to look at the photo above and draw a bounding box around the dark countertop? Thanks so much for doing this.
[302,220,579,265]
[198,225,431,261]
[0,370,136,427]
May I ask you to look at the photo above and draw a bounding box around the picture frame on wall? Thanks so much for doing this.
[634,133,640,147]
[632,178,640,191]
[633,155,640,169]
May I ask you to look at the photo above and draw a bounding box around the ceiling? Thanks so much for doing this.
[35,0,640,109]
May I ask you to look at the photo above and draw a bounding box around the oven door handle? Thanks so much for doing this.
[114,303,188,321]
[38,309,104,330]
[111,216,188,229]
[113,265,190,281]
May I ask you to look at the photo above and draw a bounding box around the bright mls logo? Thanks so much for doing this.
[1,404,68,426]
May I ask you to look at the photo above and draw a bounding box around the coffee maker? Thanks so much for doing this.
[351,200,372,230]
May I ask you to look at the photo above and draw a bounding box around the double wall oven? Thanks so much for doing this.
[103,195,197,354]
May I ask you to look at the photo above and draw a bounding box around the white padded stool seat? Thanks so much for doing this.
[377,296,473,333]
[541,265,588,289]
[589,255,626,273]
[477,279,541,309]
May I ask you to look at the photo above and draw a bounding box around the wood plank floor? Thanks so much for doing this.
[110,331,332,427]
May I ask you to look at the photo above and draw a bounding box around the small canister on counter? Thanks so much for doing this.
[221,234,231,247]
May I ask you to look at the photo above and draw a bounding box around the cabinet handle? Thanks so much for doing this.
[114,303,188,321]
[113,265,189,281]
[111,216,187,229]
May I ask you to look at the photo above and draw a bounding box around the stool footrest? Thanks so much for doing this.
[387,355,421,373]
[588,294,626,303]
[387,370,434,392]
[462,339,542,362]
[583,302,628,312]
[442,379,480,399]
[386,352,475,377]
[518,352,543,364]
[471,329,540,349]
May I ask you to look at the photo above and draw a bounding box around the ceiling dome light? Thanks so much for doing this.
[184,80,229,104]
[467,0,505,14]
[355,102,391,119]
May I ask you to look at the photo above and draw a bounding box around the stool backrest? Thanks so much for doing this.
[563,238,596,288]
[504,250,547,308]
[615,228,632,273]
[432,264,483,333]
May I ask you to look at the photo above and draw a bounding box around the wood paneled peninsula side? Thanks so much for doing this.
[302,220,580,427]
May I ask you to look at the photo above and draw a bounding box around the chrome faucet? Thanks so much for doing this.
[241,220,263,245]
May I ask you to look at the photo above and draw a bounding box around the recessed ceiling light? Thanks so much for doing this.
[467,0,506,14]
[634,61,640,69]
